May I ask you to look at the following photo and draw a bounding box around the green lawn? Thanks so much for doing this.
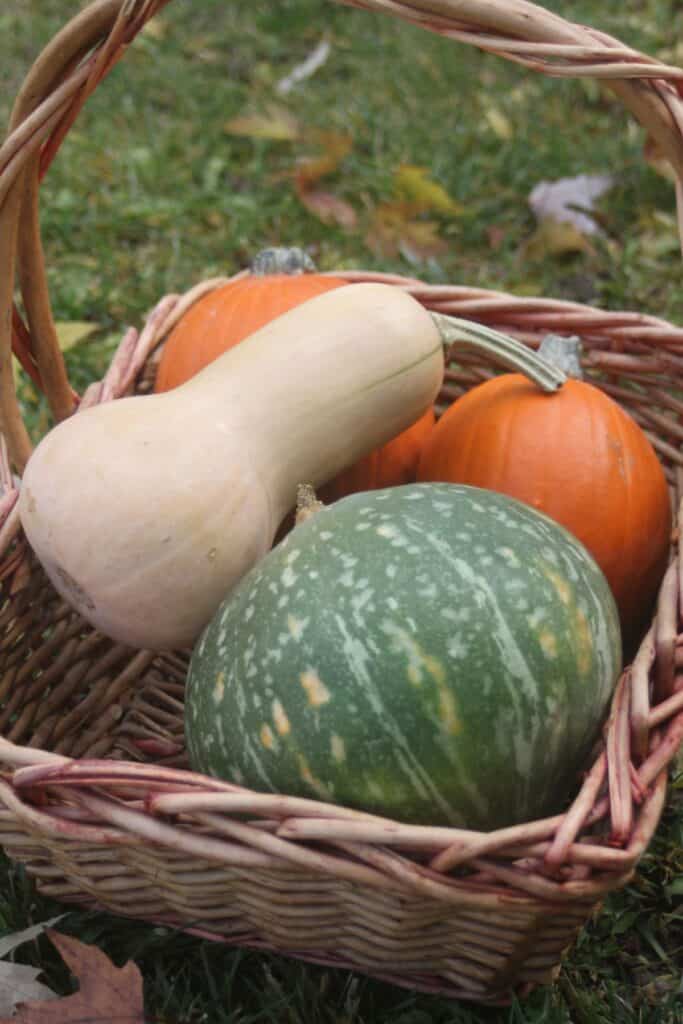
[1,0,682,1020]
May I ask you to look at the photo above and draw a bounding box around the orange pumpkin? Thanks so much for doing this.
[319,405,436,503]
[154,249,435,500]
[417,370,671,642]
[155,272,344,393]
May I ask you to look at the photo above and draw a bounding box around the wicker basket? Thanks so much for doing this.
[1,0,683,1006]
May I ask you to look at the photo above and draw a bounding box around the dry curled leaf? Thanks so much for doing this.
[0,930,145,1024]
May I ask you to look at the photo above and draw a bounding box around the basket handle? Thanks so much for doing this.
[2,0,683,472]
[0,0,168,471]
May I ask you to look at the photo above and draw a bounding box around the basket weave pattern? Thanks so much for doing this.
[1,0,683,1005]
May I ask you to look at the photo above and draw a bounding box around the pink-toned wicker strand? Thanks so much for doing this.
[605,673,633,845]
[630,627,658,762]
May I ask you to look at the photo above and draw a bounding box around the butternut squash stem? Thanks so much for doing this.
[430,313,566,393]
[295,482,325,525]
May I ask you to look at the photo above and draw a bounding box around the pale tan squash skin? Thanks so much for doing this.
[19,283,445,650]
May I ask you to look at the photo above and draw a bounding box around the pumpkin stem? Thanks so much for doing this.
[537,334,584,379]
[430,313,566,393]
[251,247,317,276]
[295,483,326,525]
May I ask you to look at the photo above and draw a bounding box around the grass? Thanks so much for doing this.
[1,0,683,1020]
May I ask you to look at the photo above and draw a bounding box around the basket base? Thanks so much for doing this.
[0,808,590,1005]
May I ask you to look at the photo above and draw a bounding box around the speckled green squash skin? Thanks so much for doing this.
[185,483,622,830]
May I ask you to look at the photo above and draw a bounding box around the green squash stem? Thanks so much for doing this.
[295,483,325,525]
[251,247,316,276]
[431,312,566,394]
[537,333,584,379]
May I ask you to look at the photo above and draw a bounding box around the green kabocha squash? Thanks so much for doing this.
[185,483,622,830]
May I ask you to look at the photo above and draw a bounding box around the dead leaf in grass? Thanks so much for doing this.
[482,105,513,140]
[364,165,461,261]
[366,203,449,261]
[643,133,678,184]
[140,15,168,40]
[224,106,302,141]
[293,131,355,228]
[54,322,99,352]
[294,131,353,190]
[0,964,58,1018]
[528,173,614,236]
[297,188,357,228]
[0,916,64,1016]
[393,165,463,217]
[225,110,356,229]
[521,217,596,260]
[524,172,614,261]
[0,916,64,959]
[0,930,145,1024]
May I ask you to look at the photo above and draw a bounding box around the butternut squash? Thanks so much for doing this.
[18,283,564,650]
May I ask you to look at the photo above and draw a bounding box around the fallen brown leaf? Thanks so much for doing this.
[0,930,145,1024]
[292,131,356,228]
[294,131,353,190]
[366,202,449,261]
[296,188,357,229]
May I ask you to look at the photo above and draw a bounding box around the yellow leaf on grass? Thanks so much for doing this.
[140,15,168,40]
[522,218,595,261]
[483,105,513,141]
[393,165,463,217]
[55,321,99,351]
[224,106,302,141]
[13,322,98,386]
